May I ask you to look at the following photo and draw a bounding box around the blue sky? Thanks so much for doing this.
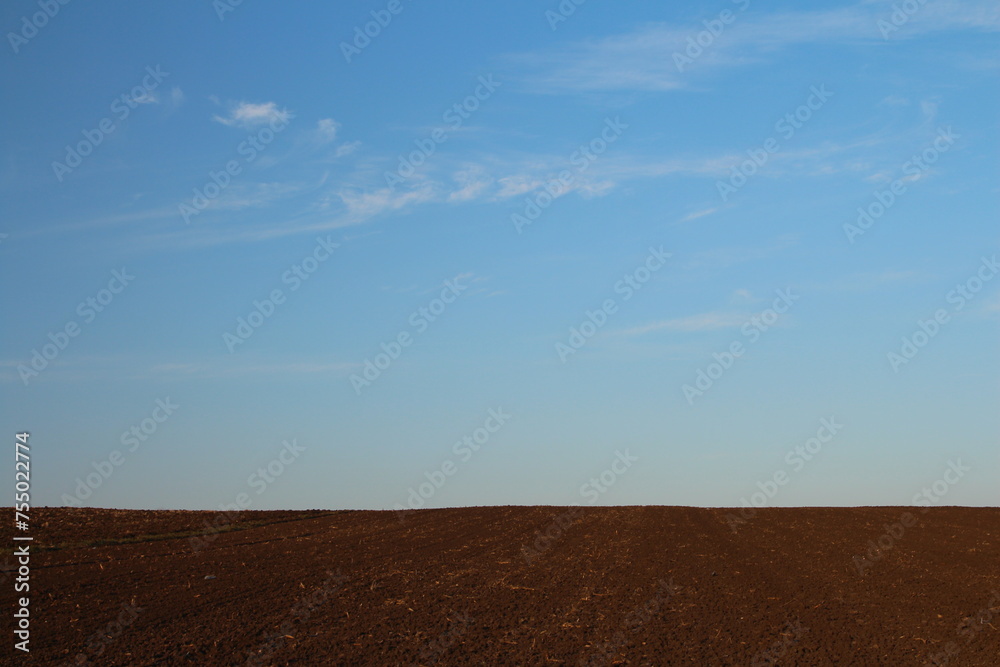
[1,0,997,511]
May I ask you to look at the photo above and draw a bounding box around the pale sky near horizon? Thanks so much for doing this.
[1,0,998,511]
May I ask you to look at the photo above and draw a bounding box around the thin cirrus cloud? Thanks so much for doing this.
[212,101,923,241]
[448,166,494,202]
[677,207,719,224]
[198,181,307,212]
[214,139,854,242]
[145,360,361,379]
[337,184,438,222]
[213,101,293,128]
[78,71,946,250]
[510,2,1000,93]
[618,311,752,337]
[74,121,902,250]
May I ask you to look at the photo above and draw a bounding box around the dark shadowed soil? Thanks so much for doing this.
[3,506,998,665]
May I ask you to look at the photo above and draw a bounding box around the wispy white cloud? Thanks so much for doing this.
[729,288,755,304]
[678,207,719,223]
[213,101,292,128]
[511,2,1000,93]
[200,181,306,212]
[58,91,938,250]
[619,311,750,336]
[415,271,485,296]
[338,184,437,221]
[334,141,361,158]
[495,174,545,199]
[143,136,869,245]
[316,118,340,142]
[817,269,926,292]
[147,361,360,378]
[448,166,493,202]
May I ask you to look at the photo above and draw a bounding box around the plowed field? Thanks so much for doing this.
[4,506,999,665]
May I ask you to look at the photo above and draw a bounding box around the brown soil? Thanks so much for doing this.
[3,506,998,665]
